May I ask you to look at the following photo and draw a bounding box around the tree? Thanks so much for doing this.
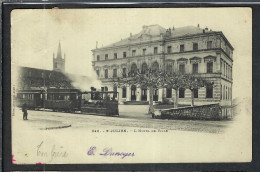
[183,74,214,107]
[116,68,165,116]
[182,75,209,107]
[164,73,187,109]
[165,73,214,108]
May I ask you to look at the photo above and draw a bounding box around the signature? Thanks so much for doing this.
[37,141,68,162]
[87,146,135,159]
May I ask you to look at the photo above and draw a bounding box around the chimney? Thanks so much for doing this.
[130,33,132,37]
[172,25,175,30]
[205,27,208,31]
[203,29,205,33]
[198,24,200,28]
[96,41,98,49]
[143,25,147,29]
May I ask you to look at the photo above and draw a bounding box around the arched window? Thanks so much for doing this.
[122,68,127,78]
[141,86,147,101]
[151,61,159,72]
[130,63,138,76]
[141,63,148,74]
[131,85,136,101]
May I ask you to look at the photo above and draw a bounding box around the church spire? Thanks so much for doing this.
[53,41,65,73]
[56,40,62,59]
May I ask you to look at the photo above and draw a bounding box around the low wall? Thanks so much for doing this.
[160,104,222,120]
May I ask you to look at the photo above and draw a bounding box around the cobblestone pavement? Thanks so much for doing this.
[13,105,233,133]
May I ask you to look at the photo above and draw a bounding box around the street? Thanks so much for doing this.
[13,105,232,133]
[12,105,248,164]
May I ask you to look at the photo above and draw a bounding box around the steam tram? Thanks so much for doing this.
[16,88,119,116]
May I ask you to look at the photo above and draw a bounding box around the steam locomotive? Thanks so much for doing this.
[15,88,119,116]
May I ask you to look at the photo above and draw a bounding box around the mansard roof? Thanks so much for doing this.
[170,26,204,37]
[93,25,222,51]
[101,25,166,48]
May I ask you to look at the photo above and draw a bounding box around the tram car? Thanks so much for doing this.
[45,88,81,112]
[16,89,44,110]
[16,88,119,116]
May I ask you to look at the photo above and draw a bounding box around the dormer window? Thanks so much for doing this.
[105,54,108,60]
[97,55,100,61]
[114,53,117,59]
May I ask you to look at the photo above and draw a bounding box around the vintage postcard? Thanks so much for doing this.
[11,8,252,164]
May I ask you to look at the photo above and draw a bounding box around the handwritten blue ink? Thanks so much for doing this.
[87,146,96,155]
[99,147,135,159]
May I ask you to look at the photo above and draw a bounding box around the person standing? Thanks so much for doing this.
[22,103,28,120]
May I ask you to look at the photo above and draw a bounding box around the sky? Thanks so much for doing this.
[11,8,252,98]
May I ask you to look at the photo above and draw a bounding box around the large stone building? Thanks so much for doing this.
[92,24,233,108]
[16,42,72,90]
[16,42,94,92]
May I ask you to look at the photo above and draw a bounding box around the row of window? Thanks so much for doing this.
[117,86,214,99]
[17,93,34,100]
[221,59,232,79]
[166,86,213,99]
[96,41,214,61]
[178,62,213,74]
[96,62,214,79]
[221,85,232,100]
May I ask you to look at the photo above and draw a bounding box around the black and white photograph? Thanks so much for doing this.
[10,8,252,164]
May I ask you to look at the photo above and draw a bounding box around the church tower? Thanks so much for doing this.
[53,41,65,73]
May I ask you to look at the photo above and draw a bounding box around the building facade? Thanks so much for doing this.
[16,42,73,90]
[92,25,233,108]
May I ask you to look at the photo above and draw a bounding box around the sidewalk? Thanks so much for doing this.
[12,108,71,130]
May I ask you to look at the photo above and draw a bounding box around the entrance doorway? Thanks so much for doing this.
[131,85,136,101]
[141,88,147,101]
[153,89,158,101]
